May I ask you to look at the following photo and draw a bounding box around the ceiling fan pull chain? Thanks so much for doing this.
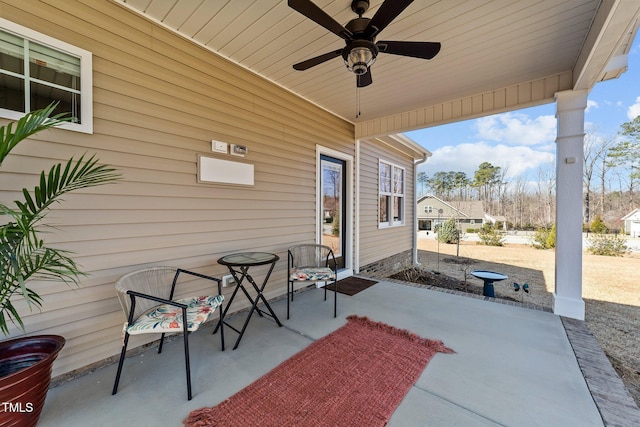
[356,86,361,118]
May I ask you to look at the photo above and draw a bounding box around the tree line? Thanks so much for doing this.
[417,116,640,230]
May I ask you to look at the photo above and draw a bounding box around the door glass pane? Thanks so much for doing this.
[321,159,342,257]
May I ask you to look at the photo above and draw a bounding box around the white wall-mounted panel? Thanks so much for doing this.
[197,155,254,186]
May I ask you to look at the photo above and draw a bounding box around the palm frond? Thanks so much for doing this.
[15,154,121,223]
[0,102,70,166]
[0,228,82,331]
[0,102,122,335]
[0,302,24,335]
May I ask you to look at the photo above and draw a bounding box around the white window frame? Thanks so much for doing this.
[378,160,405,228]
[0,18,93,134]
[424,205,433,214]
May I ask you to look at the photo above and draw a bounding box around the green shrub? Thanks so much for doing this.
[437,218,459,244]
[532,224,555,249]
[590,215,607,234]
[477,224,504,246]
[466,228,477,233]
[587,233,628,256]
[331,215,340,236]
[546,223,556,248]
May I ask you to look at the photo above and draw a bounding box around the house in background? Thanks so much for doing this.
[622,208,640,237]
[1,0,639,381]
[484,213,508,231]
[417,195,485,232]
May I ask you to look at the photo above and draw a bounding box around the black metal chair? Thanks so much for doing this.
[112,267,224,400]
[287,244,338,319]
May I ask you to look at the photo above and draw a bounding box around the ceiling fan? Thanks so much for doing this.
[289,0,441,88]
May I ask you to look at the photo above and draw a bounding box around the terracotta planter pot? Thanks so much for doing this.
[0,335,65,427]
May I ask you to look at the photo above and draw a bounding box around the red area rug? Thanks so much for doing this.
[184,315,454,427]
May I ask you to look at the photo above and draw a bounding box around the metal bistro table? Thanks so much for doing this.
[471,270,508,298]
[214,252,282,350]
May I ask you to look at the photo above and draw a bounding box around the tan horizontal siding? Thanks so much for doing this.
[0,0,353,378]
[358,140,416,268]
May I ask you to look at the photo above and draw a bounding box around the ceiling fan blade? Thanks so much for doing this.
[357,69,372,88]
[293,49,343,71]
[365,0,413,37]
[288,0,352,40]
[377,41,441,59]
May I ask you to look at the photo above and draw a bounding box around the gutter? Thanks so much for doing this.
[413,152,431,266]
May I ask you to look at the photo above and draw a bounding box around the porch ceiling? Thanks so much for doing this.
[117,0,640,136]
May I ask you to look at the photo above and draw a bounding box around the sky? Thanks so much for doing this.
[406,36,640,184]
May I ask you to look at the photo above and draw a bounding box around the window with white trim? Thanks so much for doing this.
[424,205,433,214]
[379,160,405,227]
[0,18,92,133]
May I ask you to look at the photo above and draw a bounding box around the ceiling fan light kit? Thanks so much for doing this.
[344,40,377,75]
[289,0,441,88]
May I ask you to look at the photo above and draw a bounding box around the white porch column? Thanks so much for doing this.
[553,90,587,320]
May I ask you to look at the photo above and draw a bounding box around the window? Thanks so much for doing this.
[0,18,92,133]
[424,205,433,214]
[379,160,404,227]
[418,220,432,231]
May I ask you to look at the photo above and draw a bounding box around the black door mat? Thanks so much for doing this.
[325,277,377,296]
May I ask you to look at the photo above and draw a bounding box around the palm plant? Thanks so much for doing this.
[0,103,121,335]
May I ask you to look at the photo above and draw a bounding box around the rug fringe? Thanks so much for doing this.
[346,315,455,354]
[184,407,220,426]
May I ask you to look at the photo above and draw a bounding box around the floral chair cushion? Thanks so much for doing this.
[126,295,224,335]
[290,267,336,282]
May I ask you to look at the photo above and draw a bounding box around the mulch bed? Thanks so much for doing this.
[390,258,519,302]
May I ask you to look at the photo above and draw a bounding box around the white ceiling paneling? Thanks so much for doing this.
[144,0,175,19]
[118,0,639,130]
[162,0,206,30]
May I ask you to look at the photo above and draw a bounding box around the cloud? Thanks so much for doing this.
[627,96,640,120]
[421,141,555,180]
[586,99,599,112]
[473,112,557,147]
[410,110,559,184]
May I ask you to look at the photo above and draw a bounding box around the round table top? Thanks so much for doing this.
[218,252,280,267]
[471,270,508,281]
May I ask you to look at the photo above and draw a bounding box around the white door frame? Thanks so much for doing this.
[316,145,353,279]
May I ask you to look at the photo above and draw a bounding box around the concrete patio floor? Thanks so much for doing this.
[39,278,639,426]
